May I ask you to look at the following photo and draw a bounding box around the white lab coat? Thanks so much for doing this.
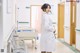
[40,12,56,52]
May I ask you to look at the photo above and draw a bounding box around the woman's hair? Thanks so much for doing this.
[41,3,51,12]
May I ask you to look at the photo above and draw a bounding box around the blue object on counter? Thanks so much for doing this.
[22,30,32,32]
[36,36,39,40]
[17,30,32,32]
[17,30,21,32]
[76,29,80,31]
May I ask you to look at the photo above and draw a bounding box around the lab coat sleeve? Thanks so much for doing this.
[48,19,56,32]
[45,21,55,32]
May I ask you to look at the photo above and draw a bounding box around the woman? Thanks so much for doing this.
[40,3,56,53]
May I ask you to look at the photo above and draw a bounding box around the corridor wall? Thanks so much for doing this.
[64,2,71,44]
[76,2,80,50]
[16,0,57,28]
[3,0,16,53]
[0,0,4,50]
[16,0,30,28]
[3,0,16,42]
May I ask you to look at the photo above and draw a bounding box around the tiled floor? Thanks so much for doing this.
[24,38,76,53]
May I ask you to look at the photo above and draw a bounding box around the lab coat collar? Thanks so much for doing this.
[43,12,52,15]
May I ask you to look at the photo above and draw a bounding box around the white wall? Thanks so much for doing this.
[2,0,16,53]
[76,2,80,50]
[16,0,31,28]
[64,2,71,44]
[30,0,55,5]
[16,0,58,28]
[3,0,16,47]
[0,0,4,49]
[31,6,38,29]
[76,3,80,29]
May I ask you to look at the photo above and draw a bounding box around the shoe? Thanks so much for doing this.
[41,51,46,53]
[46,52,52,53]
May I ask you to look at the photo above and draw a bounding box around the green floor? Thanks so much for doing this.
[58,39,80,53]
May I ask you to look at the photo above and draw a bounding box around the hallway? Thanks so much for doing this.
[23,37,78,53]
[0,0,80,53]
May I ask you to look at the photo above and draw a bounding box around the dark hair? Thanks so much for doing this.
[41,3,51,12]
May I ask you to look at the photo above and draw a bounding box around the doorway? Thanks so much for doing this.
[70,2,76,45]
[30,5,42,33]
[58,3,65,39]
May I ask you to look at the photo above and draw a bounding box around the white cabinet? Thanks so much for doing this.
[64,2,71,44]
[76,2,80,50]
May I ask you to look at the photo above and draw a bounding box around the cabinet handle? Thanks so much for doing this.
[76,29,80,31]
[64,26,70,29]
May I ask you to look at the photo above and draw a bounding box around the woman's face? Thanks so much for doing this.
[46,6,51,13]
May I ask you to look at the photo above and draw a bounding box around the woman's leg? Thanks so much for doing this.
[41,51,46,53]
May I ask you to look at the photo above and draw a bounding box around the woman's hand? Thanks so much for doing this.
[53,30,56,33]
